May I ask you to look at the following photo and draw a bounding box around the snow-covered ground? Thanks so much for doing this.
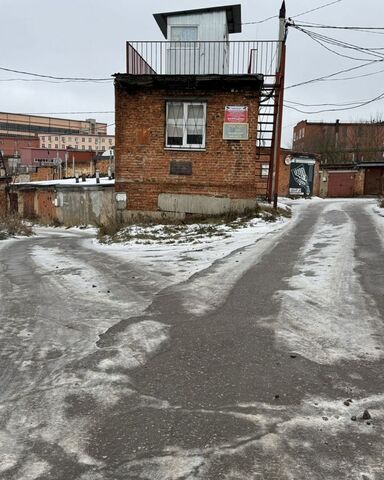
[84,212,293,316]
[16,177,114,186]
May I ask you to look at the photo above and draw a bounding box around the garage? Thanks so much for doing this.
[328,171,355,198]
[363,165,384,195]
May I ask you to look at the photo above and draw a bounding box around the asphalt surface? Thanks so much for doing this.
[0,199,383,480]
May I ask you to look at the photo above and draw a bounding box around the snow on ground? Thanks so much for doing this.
[85,214,292,316]
[370,200,384,245]
[275,201,384,365]
[16,177,114,186]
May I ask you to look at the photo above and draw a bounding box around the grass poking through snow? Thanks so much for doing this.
[97,204,291,245]
[0,214,33,240]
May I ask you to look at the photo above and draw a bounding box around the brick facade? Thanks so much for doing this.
[115,75,262,213]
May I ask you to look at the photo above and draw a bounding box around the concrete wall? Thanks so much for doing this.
[158,193,257,215]
[10,185,115,226]
[57,187,115,226]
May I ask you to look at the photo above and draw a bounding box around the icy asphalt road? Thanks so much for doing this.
[0,199,383,480]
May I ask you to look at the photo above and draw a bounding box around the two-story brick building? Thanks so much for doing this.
[114,5,282,217]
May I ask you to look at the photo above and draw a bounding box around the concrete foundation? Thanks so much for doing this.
[158,193,257,215]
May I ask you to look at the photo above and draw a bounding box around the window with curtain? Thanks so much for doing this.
[166,101,206,149]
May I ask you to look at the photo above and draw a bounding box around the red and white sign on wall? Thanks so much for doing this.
[224,106,248,123]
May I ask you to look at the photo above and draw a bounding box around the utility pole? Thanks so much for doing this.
[269,1,287,208]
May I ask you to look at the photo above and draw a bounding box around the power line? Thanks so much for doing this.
[242,15,277,26]
[0,66,111,82]
[285,59,382,89]
[291,26,384,61]
[325,66,384,82]
[285,98,372,107]
[293,22,384,32]
[23,111,114,115]
[290,0,343,19]
[242,0,343,26]
[284,90,384,114]
[0,78,113,84]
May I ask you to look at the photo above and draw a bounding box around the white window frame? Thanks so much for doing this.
[166,101,207,150]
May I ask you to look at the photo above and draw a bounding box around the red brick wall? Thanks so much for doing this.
[115,82,260,211]
[0,136,39,157]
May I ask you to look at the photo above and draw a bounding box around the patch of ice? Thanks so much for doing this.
[98,320,170,371]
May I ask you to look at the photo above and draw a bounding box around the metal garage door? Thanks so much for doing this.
[364,167,384,195]
[328,172,355,198]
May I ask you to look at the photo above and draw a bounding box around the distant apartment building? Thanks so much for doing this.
[0,112,115,155]
[0,112,107,138]
[38,133,115,152]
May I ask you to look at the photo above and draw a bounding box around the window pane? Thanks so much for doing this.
[187,104,204,120]
[170,26,198,42]
[168,103,183,121]
[167,126,183,146]
[186,104,204,145]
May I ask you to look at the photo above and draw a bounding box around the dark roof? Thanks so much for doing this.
[357,162,384,168]
[154,4,242,38]
[114,73,263,91]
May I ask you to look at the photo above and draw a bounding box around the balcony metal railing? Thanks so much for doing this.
[126,41,280,77]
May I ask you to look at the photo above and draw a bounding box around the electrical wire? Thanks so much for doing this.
[0,66,111,82]
[293,22,384,32]
[291,26,384,61]
[0,78,113,84]
[285,98,372,107]
[242,0,343,26]
[285,59,382,89]
[23,111,114,115]
[284,90,384,114]
[290,0,343,19]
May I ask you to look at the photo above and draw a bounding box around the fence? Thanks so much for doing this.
[126,41,280,77]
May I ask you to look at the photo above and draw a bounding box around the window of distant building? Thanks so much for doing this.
[166,101,206,149]
[41,136,45,141]
[88,146,92,150]
[82,138,85,142]
[42,144,46,148]
[55,144,58,149]
[261,164,270,178]
[55,136,58,141]
[48,144,51,148]
[89,138,92,142]
[82,145,85,150]
[108,138,113,145]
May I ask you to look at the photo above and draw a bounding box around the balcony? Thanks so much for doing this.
[126,41,280,78]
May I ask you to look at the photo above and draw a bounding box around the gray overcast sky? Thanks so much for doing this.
[1,0,383,145]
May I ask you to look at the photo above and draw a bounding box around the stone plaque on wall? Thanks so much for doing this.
[170,160,192,176]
